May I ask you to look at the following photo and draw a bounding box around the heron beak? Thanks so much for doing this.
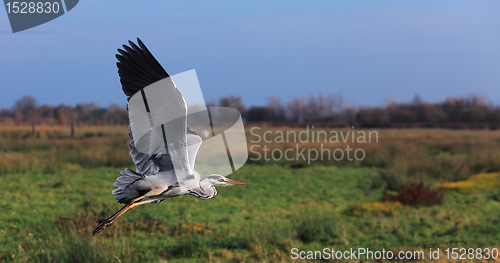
[227,179,249,185]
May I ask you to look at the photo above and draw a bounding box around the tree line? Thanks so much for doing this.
[1,94,500,128]
[242,94,500,128]
[0,96,128,126]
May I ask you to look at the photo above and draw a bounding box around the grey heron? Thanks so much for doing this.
[92,38,248,236]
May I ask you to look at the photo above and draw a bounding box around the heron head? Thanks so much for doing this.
[204,174,249,187]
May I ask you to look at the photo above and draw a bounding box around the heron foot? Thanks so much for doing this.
[92,218,113,236]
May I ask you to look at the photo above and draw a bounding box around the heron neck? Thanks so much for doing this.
[193,179,217,199]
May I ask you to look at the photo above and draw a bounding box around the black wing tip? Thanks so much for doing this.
[117,37,144,54]
[116,48,127,56]
[116,37,169,98]
[122,38,144,53]
[137,38,146,49]
[128,40,139,50]
[117,40,140,56]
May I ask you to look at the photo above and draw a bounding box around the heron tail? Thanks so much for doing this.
[112,168,144,202]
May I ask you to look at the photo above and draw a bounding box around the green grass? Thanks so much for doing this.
[1,165,500,262]
[1,126,500,262]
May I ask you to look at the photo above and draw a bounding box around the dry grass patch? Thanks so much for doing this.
[436,172,500,193]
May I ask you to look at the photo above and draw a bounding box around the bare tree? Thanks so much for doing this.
[339,101,359,125]
[383,97,396,109]
[297,93,343,122]
[13,95,38,135]
[287,97,305,122]
[38,105,55,124]
[266,96,286,122]
[54,105,76,126]
[469,94,490,107]
[219,95,246,113]
[105,104,128,125]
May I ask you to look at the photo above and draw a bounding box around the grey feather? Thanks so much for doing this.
[112,168,144,203]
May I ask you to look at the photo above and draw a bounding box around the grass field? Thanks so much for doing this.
[1,125,500,262]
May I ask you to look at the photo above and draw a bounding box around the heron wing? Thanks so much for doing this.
[127,127,202,175]
[118,38,202,177]
[186,128,203,170]
[116,38,169,98]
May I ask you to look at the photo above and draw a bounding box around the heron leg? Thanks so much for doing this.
[92,198,160,236]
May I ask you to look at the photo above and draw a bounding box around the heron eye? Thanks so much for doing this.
[218,178,224,182]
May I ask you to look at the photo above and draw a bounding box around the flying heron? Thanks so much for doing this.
[92,38,249,236]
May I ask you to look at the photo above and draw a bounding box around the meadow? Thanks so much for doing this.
[1,125,500,262]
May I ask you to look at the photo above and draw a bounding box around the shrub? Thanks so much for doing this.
[383,182,443,206]
[294,215,338,244]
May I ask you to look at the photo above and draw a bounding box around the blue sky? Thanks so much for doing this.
[1,0,500,109]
